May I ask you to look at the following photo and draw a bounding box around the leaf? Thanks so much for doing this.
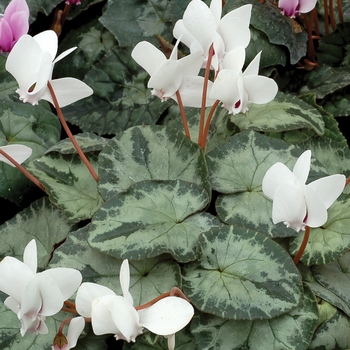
[27,152,103,223]
[182,225,303,320]
[0,197,75,268]
[62,47,172,135]
[290,197,350,266]
[230,92,325,136]
[322,87,350,117]
[88,180,219,263]
[50,224,183,306]
[98,125,210,200]
[191,284,319,350]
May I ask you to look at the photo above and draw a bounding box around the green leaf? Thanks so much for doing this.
[191,284,319,350]
[290,197,350,266]
[322,87,350,117]
[183,225,303,320]
[27,152,103,223]
[62,47,171,135]
[50,224,183,306]
[98,125,210,200]
[230,92,325,136]
[88,180,219,262]
[0,197,75,268]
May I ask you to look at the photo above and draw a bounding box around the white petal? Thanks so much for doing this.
[303,185,328,228]
[33,30,58,61]
[138,297,194,335]
[120,259,133,305]
[272,182,307,231]
[76,282,116,317]
[179,51,204,77]
[243,51,261,77]
[173,20,198,52]
[41,78,93,107]
[22,239,37,275]
[298,0,317,13]
[166,334,176,350]
[222,47,245,72]
[18,277,42,320]
[209,0,222,26]
[262,162,297,199]
[293,150,311,184]
[307,174,345,209]
[243,75,278,105]
[54,47,77,64]
[131,41,166,75]
[0,144,32,166]
[4,296,20,314]
[41,268,82,301]
[67,317,85,349]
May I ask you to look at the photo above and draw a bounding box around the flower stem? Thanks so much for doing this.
[176,90,191,139]
[293,225,310,265]
[200,99,220,150]
[338,0,344,22]
[346,176,350,187]
[0,149,46,192]
[47,82,99,182]
[198,44,214,148]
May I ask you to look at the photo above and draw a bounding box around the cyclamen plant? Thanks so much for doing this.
[1,0,350,349]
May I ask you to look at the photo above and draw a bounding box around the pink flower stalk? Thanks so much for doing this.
[65,0,81,4]
[0,0,29,52]
[278,0,317,18]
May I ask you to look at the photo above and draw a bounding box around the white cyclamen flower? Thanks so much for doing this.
[5,30,93,107]
[76,260,194,348]
[262,150,346,232]
[0,239,82,336]
[0,144,32,166]
[210,47,278,114]
[52,317,85,350]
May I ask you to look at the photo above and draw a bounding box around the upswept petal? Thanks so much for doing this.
[243,51,261,77]
[4,296,20,314]
[18,277,42,320]
[0,144,32,166]
[272,182,307,231]
[120,259,133,305]
[0,256,34,303]
[8,11,29,43]
[41,267,82,301]
[131,41,166,76]
[209,0,222,26]
[173,20,198,52]
[179,51,204,77]
[166,334,176,350]
[278,0,298,16]
[292,150,311,184]
[33,30,58,61]
[0,20,13,51]
[30,52,52,95]
[54,47,77,64]
[4,0,29,19]
[67,317,85,349]
[298,0,317,13]
[23,239,37,274]
[225,4,252,24]
[138,297,194,335]
[303,185,328,228]
[307,174,345,209]
[262,162,298,199]
[242,75,278,104]
[76,282,116,317]
[183,0,217,54]
[222,47,245,72]
[40,78,93,108]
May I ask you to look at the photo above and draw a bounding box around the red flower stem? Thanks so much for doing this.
[198,44,214,148]
[47,82,99,182]
[201,100,220,150]
[176,90,191,139]
[0,149,46,192]
[135,287,191,311]
[338,0,344,22]
[329,0,337,31]
[293,225,310,265]
[345,176,350,187]
[324,0,329,34]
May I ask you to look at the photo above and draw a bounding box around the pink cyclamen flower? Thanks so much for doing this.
[0,0,29,52]
[278,0,317,18]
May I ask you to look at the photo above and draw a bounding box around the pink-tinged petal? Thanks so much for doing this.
[0,144,32,166]
[8,11,29,43]
[179,51,204,77]
[54,47,77,64]
[230,74,245,114]
[23,239,37,274]
[21,314,47,336]
[138,297,194,335]
[262,162,297,199]
[41,267,82,301]
[131,41,166,76]
[222,47,245,72]
[176,76,215,108]
[67,317,85,349]
[272,182,307,231]
[41,78,93,107]
[183,0,217,54]
[33,30,58,61]
[243,75,278,105]
[0,256,34,302]
[0,19,13,52]
[243,51,261,77]
[292,150,311,184]
[18,277,42,320]
[303,185,328,228]
[308,174,346,209]
[4,0,29,19]
[209,0,222,26]
[298,0,317,13]
[120,259,133,305]
[278,0,298,17]
[76,282,116,317]
[109,296,142,342]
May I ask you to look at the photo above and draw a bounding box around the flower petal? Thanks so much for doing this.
[0,19,14,52]
[4,0,29,19]
[278,0,298,16]
[292,150,311,184]
[243,51,261,77]
[33,30,58,61]
[242,75,278,105]
[23,239,37,274]
[8,11,29,43]
[67,317,85,349]
[0,144,32,166]
[222,47,245,72]
[18,277,42,320]
[120,259,133,305]
[298,0,317,13]
[303,185,328,228]
[138,296,194,335]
